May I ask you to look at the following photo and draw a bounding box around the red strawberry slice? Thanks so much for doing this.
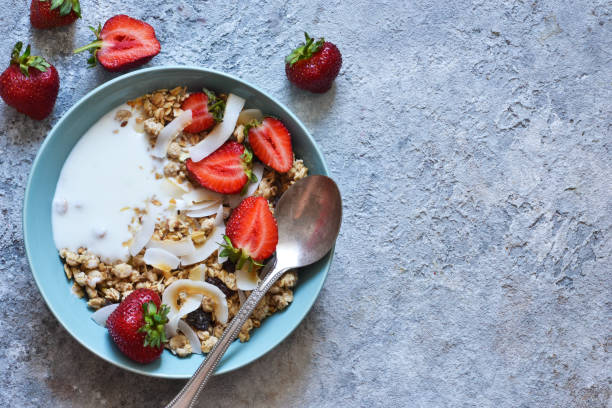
[247,117,293,173]
[223,196,278,264]
[74,15,160,72]
[181,91,224,133]
[185,141,256,194]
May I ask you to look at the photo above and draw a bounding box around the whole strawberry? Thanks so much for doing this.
[285,32,342,93]
[106,289,170,364]
[0,42,59,120]
[30,0,81,29]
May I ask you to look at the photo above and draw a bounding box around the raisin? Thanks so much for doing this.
[205,276,235,297]
[222,260,236,273]
[185,308,213,331]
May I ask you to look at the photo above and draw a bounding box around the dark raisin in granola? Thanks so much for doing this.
[185,309,213,331]
[222,260,236,273]
[205,276,235,297]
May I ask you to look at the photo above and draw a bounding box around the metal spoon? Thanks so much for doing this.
[166,175,342,408]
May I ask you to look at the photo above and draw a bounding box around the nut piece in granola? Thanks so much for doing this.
[112,263,133,279]
[168,334,193,357]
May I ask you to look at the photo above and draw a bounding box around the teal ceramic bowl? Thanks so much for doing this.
[23,66,332,378]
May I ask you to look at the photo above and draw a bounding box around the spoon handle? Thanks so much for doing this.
[165,259,290,408]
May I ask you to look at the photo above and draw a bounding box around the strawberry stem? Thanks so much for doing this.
[10,42,50,77]
[240,147,258,194]
[73,40,103,54]
[44,0,81,18]
[203,88,226,122]
[138,301,170,348]
[285,32,325,66]
[219,235,264,272]
[73,24,103,68]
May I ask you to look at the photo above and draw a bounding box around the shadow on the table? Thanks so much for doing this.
[37,305,319,407]
[286,82,337,125]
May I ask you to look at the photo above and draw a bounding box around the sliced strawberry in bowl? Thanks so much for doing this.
[181,90,225,133]
[73,14,160,72]
[185,141,257,194]
[246,117,293,173]
[221,196,278,270]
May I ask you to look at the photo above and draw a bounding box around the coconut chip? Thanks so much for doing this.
[178,319,202,354]
[152,109,192,158]
[143,247,180,272]
[146,237,196,257]
[91,303,119,327]
[162,279,228,325]
[181,205,225,265]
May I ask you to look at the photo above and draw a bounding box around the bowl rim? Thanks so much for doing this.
[23,65,333,378]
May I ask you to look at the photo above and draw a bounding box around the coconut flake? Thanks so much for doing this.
[184,203,222,218]
[235,265,260,290]
[143,247,180,271]
[181,205,226,265]
[91,303,119,327]
[152,110,192,158]
[165,294,202,337]
[146,237,195,257]
[162,279,228,324]
[186,201,219,211]
[182,189,224,205]
[129,209,157,256]
[237,108,263,126]
[178,319,202,354]
[227,162,264,208]
[188,94,246,162]
[159,178,191,198]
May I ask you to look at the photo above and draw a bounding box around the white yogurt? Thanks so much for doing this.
[52,104,178,263]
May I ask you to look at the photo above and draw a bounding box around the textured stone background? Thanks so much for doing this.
[0,0,610,407]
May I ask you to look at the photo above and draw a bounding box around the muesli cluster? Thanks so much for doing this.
[58,85,307,358]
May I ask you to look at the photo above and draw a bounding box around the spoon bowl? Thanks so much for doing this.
[276,175,342,268]
[167,175,342,408]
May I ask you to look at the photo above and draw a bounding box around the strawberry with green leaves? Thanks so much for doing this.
[106,289,170,364]
[181,89,225,133]
[186,141,257,194]
[30,0,81,29]
[285,32,342,93]
[74,15,161,72]
[221,196,279,271]
[0,42,59,120]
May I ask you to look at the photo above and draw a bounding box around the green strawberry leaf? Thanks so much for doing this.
[285,32,325,66]
[10,42,50,77]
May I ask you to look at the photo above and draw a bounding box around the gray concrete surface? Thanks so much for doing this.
[1,0,610,407]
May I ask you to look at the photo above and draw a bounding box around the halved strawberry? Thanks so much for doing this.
[222,196,278,268]
[246,117,293,173]
[73,15,160,72]
[185,141,256,194]
[181,90,225,133]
